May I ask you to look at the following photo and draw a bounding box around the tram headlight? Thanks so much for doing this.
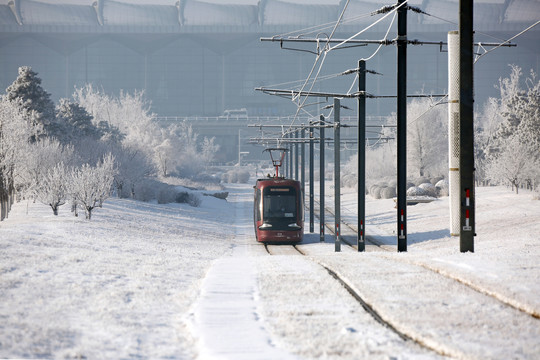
[259,223,272,229]
[288,223,301,230]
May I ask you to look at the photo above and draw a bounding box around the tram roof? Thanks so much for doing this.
[0,0,538,34]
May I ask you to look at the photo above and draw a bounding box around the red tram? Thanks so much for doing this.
[253,149,304,243]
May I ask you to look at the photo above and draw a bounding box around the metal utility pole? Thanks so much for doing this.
[358,60,366,252]
[289,133,293,178]
[396,0,408,252]
[319,115,325,242]
[282,133,286,177]
[295,130,299,180]
[309,127,315,233]
[301,127,306,204]
[334,98,341,252]
[459,0,475,252]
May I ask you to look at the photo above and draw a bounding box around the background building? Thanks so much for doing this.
[1,0,539,162]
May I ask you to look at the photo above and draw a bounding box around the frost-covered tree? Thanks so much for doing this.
[485,135,537,194]
[342,118,397,189]
[475,97,504,183]
[73,84,219,187]
[34,162,69,215]
[72,85,125,144]
[201,136,220,166]
[16,138,74,197]
[406,97,447,178]
[492,66,540,146]
[0,97,38,220]
[112,145,153,198]
[5,66,55,133]
[173,121,203,177]
[155,138,173,177]
[73,85,157,182]
[70,154,116,220]
[54,98,102,144]
[482,65,540,192]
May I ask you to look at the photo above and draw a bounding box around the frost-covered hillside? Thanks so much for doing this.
[0,183,539,359]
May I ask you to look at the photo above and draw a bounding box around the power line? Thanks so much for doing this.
[475,20,540,64]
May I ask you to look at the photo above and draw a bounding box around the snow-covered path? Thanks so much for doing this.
[190,185,296,359]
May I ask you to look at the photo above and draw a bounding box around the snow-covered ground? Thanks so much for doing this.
[0,182,539,359]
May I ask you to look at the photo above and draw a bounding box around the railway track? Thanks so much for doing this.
[312,198,388,250]
[255,190,540,358]
[263,242,450,357]
[312,198,540,320]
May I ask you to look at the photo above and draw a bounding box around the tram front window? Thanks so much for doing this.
[263,187,296,221]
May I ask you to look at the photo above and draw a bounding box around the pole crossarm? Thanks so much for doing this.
[248,123,354,129]
[248,137,393,144]
[261,37,516,49]
[255,87,447,99]
[255,87,366,99]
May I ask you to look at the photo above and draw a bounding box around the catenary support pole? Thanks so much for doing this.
[334,98,341,252]
[459,0,475,252]
[358,60,366,252]
[301,126,306,211]
[319,115,325,242]
[309,126,315,233]
[295,130,299,180]
[289,133,293,179]
[284,133,289,178]
[396,0,407,252]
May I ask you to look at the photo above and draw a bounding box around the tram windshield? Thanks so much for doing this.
[263,187,297,220]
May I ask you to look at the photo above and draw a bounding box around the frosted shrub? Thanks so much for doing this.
[175,191,201,207]
[133,179,164,202]
[435,179,449,197]
[430,176,444,185]
[192,172,221,185]
[156,185,178,204]
[222,169,250,184]
[414,177,430,186]
[236,169,250,183]
[226,171,237,183]
[369,185,382,199]
[341,173,357,189]
[380,187,396,199]
[418,183,438,197]
[407,186,427,197]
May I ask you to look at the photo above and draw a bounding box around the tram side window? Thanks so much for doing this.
[255,188,261,221]
[263,187,296,219]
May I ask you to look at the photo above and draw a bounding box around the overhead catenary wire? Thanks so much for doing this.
[272,6,375,40]
[287,0,352,130]
[278,0,410,134]
[419,8,509,44]
[259,0,521,147]
[360,11,397,62]
[328,0,408,52]
[265,2,407,130]
[402,21,539,125]
[474,20,540,64]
